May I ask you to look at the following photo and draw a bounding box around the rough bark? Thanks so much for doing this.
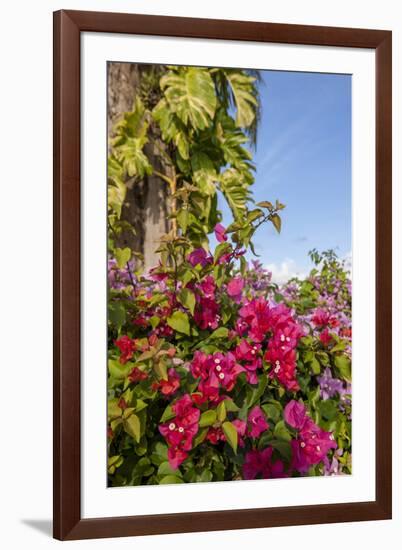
[107,62,169,271]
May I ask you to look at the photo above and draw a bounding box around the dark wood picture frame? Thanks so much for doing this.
[53,9,392,541]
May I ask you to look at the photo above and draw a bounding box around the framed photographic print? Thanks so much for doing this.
[53,10,392,540]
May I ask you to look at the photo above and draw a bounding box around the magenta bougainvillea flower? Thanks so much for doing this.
[284,400,306,429]
[234,340,262,383]
[187,247,213,267]
[291,418,337,473]
[198,275,216,298]
[247,406,269,438]
[284,400,337,473]
[190,351,245,402]
[243,447,286,480]
[159,394,200,469]
[214,223,227,243]
[152,368,181,396]
[108,242,351,485]
[194,296,220,330]
[319,327,333,346]
[115,335,136,364]
[227,276,245,303]
[128,366,148,383]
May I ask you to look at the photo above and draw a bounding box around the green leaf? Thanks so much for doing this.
[160,67,217,131]
[192,427,208,448]
[246,375,268,409]
[262,403,281,423]
[108,302,126,331]
[270,213,282,234]
[223,399,240,412]
[178,288,196,315]
[318,399,338,421]
[222,421,238,453]
[108,359,130,380]
[199,409,217,428]
[177,209,189,233]
[158,461,182,477]
[224,70,258,128]
[256,200,273,210]
[269,440,292,462]
[309,355,321,375]
[159,475,184,484]
[334,355,351,382]
[247,208,264,223]
[123,413,141,443]
[273,420,291,442]
[210,327,229,339]
[216,400,227,422]
[108,398,122,420]
[166,311,190,336]
[160,404,175,423]
[114,247,131,269]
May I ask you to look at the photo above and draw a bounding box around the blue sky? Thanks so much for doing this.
[218,70,351,283]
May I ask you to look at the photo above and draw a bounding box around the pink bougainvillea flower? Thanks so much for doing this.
[198,275,216,298]
[265,345,300,392]
[214,223,227,243]
[206,426,225,445]
[167,447,188,470]
[148,264,169,282]
[239,297,272,342]
[227,276,245,303]
[235,340,261,362]
[128,367,148,383]
[243,447,286,480]
[187,247,212,267]
[115,335,136,364]
[319,328,333,346]
[234,340,262,383]
[194,296,220,330]
[190,351,244,403]
[118,397,128,410]
[232,418,247,438]
[311,308,330,327]
[291,418,337,473]
[153,368,180,396]
[284,400,307,429]
[159,394,200,469]
[284,400,337,473]
[247,406,269,438]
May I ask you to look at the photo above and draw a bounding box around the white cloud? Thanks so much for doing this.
[265,258,306,285]
[343,250,352,273]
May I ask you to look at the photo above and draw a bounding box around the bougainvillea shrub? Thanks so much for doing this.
[107,64,351,486]
[107,240,351,485]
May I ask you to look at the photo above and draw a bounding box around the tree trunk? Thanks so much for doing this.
[107,62,169,271]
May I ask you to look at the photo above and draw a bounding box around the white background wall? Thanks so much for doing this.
[0,1,400,549]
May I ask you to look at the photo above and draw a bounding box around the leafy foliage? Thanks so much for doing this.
[106,65,352,486]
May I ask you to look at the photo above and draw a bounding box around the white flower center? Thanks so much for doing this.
[214,358,220,364]
[169,423,176,431]
[280,335,285,342]
[216,365,222,372]
[316,445,321,452]
[286,337,290,342]
[251,350,256,355]
[275,360,280,366]
[274,366,281,373]
[300,441,306,448]
[218,373,225,380]
[178,427,184,433]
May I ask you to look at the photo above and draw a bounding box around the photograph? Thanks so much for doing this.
[106,61,352,487]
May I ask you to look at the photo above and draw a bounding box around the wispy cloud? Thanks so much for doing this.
[265,258,307,285]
